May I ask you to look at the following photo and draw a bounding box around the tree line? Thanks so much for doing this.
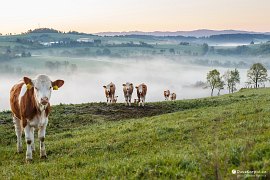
[207,63,268,96]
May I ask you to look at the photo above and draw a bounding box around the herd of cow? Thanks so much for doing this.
[9,75,177,161]
[103,82,177,106]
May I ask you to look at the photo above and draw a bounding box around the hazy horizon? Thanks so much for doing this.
[1,0,270,34]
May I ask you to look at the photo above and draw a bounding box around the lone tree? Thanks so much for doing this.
[223,69,240,93]
[247,63,268,88]
[207,69,221,96]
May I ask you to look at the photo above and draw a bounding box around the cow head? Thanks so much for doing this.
[123,82,133,91]
[103,83,114,95]
[24,75,64,106]
[136,85,143,95]
[164,90,170,96]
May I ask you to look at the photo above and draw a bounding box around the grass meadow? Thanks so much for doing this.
[0,88,270,179]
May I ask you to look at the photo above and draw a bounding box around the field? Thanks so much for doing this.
[0,88,270,179]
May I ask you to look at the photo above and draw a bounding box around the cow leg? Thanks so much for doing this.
[142,97,145,106]
[125,96,128,106]
[39,125,47,158]
[13,116,22,153]
[30,127,35,152]
[109,97,113,104]
[128,96,131,106]
[106,97,108,105]
[24,124,33,161]
[112,95,115,104]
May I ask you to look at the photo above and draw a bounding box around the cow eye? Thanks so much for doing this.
[35,87,38,90]
[50,87,52,89]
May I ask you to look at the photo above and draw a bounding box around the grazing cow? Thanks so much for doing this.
[103,82,116,105]
[10,75,64,161]
[164,90,170,101]
[171,93,177,101]
[122,82,133,106]
[112,96,118,103]
[136,83,147,106]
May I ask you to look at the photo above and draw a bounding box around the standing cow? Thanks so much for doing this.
[10,75,64,161]
[103,82,116,105]
[171,93,177,101]
[136,83,147,106]
[122,82,133,106]
[164,90,170,101]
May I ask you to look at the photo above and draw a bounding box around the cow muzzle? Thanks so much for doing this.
[40,97,49,105]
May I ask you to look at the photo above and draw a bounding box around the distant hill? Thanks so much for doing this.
[27,28,62,34]
[96,29,269,37]
[25,28,93,36]
[207,33,270,42]
[22,28,270,39]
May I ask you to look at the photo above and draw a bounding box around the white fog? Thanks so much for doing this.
[0,58,253,111]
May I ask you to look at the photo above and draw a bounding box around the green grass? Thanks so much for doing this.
[0,88,270,179]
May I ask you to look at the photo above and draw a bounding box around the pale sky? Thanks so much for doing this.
[1,0,270,34]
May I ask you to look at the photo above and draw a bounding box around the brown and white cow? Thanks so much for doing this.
[164,90,170,101]
[170,93,177,101]
[122,82,133,106]
[10,75,64,161]
[135,83,147,106]
[103,82,116,105]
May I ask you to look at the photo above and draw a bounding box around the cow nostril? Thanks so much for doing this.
[41,97,49,104]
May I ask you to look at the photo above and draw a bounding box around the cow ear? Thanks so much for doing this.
[103,86,106,88]
[23,77,32,85]
[52,80,64,90]
[23,77,33,89]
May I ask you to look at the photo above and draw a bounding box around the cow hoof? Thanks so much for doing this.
[40,155,47,159]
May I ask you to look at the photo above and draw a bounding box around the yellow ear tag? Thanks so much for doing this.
[53,85,59,90]
[26,84,32,90]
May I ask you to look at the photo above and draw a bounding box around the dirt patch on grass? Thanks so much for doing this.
[54,103,171,121]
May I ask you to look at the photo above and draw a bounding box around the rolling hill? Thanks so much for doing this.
[95,29,269,37]
[0,88,270,179]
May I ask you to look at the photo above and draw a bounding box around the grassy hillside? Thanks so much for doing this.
[0,88,270,179]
